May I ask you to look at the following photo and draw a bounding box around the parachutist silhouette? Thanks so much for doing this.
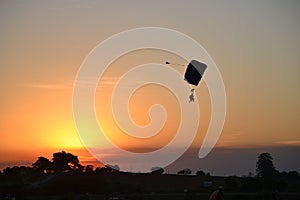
[165,60,206,102]
[189,89,195,103]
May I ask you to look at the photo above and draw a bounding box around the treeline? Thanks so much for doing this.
[1,151,299,178]
[1,151,120,175]
[1,150,209,176]
[1,151,300,179]
[0,151,300,199]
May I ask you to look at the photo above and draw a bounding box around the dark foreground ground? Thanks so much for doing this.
[1,171,300,200]
[4,192,299,200]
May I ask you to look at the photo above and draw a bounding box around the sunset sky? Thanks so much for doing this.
[1,1,299,174]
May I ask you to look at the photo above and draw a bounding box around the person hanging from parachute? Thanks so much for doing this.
[189,89,195,103]
[166,59,207,103]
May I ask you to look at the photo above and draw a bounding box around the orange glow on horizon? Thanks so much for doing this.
[1,1,300,170]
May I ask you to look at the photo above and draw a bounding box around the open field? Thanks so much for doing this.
[1,172,300,200]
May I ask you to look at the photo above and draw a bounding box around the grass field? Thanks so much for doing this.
[1,171,300,200]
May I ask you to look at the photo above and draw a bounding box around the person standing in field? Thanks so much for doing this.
[209,186,225,200]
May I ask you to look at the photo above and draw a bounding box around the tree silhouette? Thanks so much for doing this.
[256,152,278,178]
[95,164,120,173]
[196,170,205,176]
[3,166,32,175]
[151,167,164,174]
[32,156,51,174]
[287,171,300,179]
[106,164,120,172]
[177,168,192,175]
[52,151,82,172]
[85,164,94,173]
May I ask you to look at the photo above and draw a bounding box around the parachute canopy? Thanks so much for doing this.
[184,60,207,86]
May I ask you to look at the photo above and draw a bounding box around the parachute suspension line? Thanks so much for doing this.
[165,61,186,67]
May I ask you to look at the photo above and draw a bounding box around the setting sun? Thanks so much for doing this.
[42,123,83,149]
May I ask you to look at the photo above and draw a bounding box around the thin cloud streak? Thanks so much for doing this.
[23,80,74,90]
[275,140,300,146]
[27,83,72,90]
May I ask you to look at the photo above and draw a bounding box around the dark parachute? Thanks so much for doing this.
[165,59,207,103]
[184,60,207,86]
[165,59,207,86]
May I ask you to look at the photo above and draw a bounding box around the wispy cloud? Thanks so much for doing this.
[28,83,72,90]
[275,140,300,146]
[98,76,146,89]
[23,79,74,90]
[221,129,243,146]
[25,76,158,91]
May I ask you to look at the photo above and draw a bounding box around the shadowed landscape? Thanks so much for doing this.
[1,151,299,200]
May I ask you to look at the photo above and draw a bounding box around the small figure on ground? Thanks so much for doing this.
[209,186,225,200]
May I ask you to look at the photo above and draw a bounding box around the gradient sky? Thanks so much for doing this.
[0,0,299,174]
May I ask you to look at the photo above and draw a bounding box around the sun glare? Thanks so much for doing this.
[43,124,84,149]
